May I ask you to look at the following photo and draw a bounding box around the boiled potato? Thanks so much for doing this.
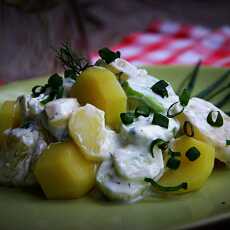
[69,104,117,162]
[0,100,21,143]
[70,66,127,130]
[159,135,215,193]
[34,141,97,199]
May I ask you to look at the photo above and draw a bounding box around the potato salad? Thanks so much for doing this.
[0,44,229,202]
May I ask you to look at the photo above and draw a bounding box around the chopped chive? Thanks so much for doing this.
[168,149,181,157]
[166,157,181,170]
[151,80,169,98]
[40,92,55,105]
[177,60,201,95]
[55,86,64,99]
[179,88,191,107]
[226,140,230,146]
[167,102,184,118]
[64,69,76,79]
[144,178,187,192]
[185,147,200,161]
[98,48,121,64]
[150,139,168,157]
[207,111,224,127]
[183,121,194,137]
[32,85,46,97]
[152,113,169,129]
[48,74,63,88]
[196,70,230,99]
[120,112,135,125]
[135,105,151,118]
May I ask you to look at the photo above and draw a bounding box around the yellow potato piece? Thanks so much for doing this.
[70,66,127,130]
[159,136,215,193]
[0,100,21,143]
[34,141,97,199]
[69,104,111,162]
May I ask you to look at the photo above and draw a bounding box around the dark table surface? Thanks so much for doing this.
[0,0,229,82]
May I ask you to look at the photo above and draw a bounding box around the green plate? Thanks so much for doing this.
[0,66,230,230]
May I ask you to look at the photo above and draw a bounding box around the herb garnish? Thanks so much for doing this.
[135,105,151,118]
[98,48,121,64]
[185,147,200,161]
[56,42,90,79]
[151,80,169,98]
[226,140,230,146]
[150,139,168,157]
[207,111,224,127]
[183,121,194,137]
[144,178,187,192]
[152,112,169,129]
[120,112,135,125]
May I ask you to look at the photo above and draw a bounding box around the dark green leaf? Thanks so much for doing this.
[55,86,64,99]
[166,157,181,170]
[135,105,151,118]
[144,178,187,192]
[152,112,169,129]
[64,69,76,80]
[226,140,230,146]
[207,111,224,127]
[120,112,135,125]
[185,147,200,161]
[98,48,121,64]
[48,74,63,88]
[151,80,169,98]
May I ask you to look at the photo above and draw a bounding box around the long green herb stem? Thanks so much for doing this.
[196,70,230,99]
[177,60,201,95]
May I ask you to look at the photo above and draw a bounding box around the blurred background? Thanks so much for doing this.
[0,0,229,82]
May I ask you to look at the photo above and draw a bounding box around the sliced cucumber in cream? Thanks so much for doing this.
[96,160,147,201]
[113,146,164,181]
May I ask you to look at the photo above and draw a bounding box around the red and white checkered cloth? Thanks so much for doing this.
[91,20,230,67]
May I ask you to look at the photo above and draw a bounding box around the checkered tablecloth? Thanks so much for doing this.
[91,20,230,67]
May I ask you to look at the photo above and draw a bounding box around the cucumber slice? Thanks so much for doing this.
[122,81,164,113]
[96,160,148,201]
[113,146,164,181]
